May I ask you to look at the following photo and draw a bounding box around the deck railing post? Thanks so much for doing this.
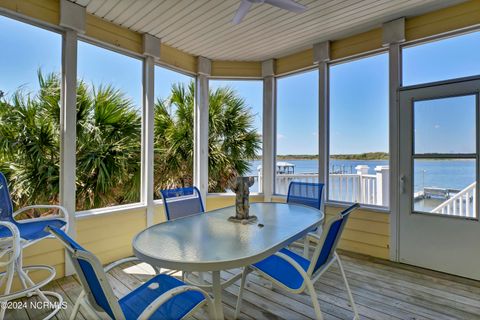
[375,166,390,207]
[355,165,369,203]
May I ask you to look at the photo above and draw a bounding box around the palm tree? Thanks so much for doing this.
[154,82,261,196]
[0,71,141,212]
[0,73,259,211]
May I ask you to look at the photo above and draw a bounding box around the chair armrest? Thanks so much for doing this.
[137,285,214,320]
[0,221,21,266]
[13,205,70,233]
[104,256,161,276]
[104,256,142,273]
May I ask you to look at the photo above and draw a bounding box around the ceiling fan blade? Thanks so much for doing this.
[264,0,307,12]
[232,0,253,24]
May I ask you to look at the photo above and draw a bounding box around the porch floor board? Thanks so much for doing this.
[6,251,480,320]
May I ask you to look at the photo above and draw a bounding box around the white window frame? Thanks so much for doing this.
[207,77,264,197]
[273,67,320,197]
[325,50,390,211]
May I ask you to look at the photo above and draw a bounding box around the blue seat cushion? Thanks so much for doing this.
[119,274,205,320]
[0,219,66,241]
[252,248,311,290]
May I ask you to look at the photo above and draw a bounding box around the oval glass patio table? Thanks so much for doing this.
[132,202,324,319]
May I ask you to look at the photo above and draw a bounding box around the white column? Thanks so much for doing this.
[60,30,77,239]
[142,34,161,227]
[314,41,330,209]
[194,57,211,207]
[262,60,275,201]
[383,18,405,261]
[59,0,85,276]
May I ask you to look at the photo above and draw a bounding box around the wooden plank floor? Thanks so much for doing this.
[6,251,480,320]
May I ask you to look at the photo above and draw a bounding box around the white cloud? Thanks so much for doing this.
[277,133,285,139]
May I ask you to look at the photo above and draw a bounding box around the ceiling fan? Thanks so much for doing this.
[232,0,307,24]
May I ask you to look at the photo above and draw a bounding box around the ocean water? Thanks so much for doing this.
[247,159,476,194]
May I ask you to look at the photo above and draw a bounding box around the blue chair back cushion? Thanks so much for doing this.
[49,226,115,319]
[312,203,358,272]
[287,182,324,210]
[0,173,14,222]
[0,172,66,241]
[313,218,344,273]
[161,187,204,220]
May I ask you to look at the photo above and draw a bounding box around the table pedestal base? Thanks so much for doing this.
[211,271,224,319]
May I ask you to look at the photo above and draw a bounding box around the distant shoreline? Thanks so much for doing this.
[271,152,389,161]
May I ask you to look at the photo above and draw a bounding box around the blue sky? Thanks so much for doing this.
[277,70,318,155]
[2,14,480,156]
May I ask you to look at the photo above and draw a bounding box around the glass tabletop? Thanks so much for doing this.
[133,202,324,272]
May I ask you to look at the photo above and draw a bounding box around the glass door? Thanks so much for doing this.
[399,78,480,280]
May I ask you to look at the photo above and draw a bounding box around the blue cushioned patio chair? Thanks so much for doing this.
[0,172,69,319]
[235,203,360,320]
[0,172,69,246]
[160,186,205,220]
[160,186,242,291]
[287,181,324,257]
[47,226,215,320]
[159,186,205,278]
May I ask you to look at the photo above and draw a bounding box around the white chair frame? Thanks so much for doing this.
[0,204,70,320]
[52,232,215,320]
[235,209,360,320]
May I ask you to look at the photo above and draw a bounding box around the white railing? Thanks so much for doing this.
[258,164,389,207]
[275,173,319,195]
[328,173,380,205]
[431,182,476,218]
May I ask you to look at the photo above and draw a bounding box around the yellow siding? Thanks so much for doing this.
[272,196,389,259]
[211,61,262,78]
[275,49,314,75]
[85,14,143,55]
[325,206,389,259]
[0,0,59,25]
[77,209,146,264]
[153,204,167,225]
[161,44,197,74]
[330,28,383,60]
[406,0,480,41]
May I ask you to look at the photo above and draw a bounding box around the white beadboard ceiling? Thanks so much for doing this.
[71,0,464,61]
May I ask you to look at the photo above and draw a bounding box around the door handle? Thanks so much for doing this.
[400,175,406,194]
